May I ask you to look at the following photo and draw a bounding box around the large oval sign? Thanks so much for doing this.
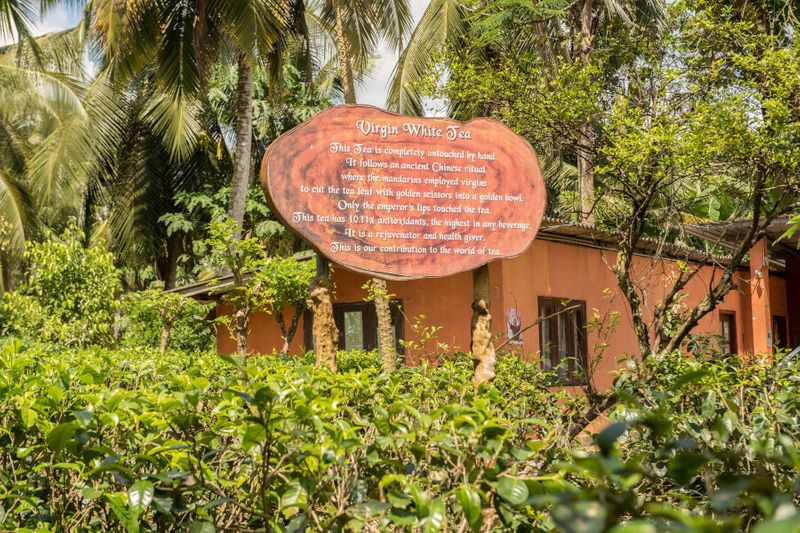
[260,105,545,280]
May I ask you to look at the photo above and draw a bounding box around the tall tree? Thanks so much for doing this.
[388,0,665,223]
[88,0,290,235]
[315,0,411,371]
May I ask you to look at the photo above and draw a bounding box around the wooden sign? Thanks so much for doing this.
[260,105,546,280]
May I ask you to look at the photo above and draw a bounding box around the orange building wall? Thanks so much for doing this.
[216,238,789,389]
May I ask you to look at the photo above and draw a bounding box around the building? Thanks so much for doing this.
[174,218,799,390]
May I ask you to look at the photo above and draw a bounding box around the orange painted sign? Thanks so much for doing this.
[260,105,546,280]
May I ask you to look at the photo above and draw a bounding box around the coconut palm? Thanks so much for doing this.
[313,0,411,371]
[0,15,125,290]
[87,0,292,235]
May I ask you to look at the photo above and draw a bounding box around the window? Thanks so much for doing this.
[720,312,737,354]
[538,297,587,385]
[304,301,404,354]
[773,315,788,349]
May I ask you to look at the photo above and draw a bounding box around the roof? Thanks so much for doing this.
[682,216,799,271]
[537,217,729,265]
[170,218,733,299]
[169,250,315,299]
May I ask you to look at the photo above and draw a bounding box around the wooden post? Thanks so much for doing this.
[307,255,338,372]
[749,238,772,357]
[471,264,496,389]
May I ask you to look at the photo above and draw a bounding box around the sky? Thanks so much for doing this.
[3,1,431,109]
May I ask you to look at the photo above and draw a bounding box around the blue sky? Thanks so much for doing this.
[4,1,430,109]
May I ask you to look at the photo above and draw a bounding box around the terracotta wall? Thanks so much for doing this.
[498,240,753,390]
[216,238,790,389]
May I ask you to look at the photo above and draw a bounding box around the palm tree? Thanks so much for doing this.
[88,0,291,236]
[0,11,123,290]
[388,0,666,223]
[316,0,411,371]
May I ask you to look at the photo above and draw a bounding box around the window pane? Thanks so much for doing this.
[556,314,569,379]
[344,311,364,351]
[541,312,552,371]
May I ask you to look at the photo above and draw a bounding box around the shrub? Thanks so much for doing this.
[0,225,120,346]
[0,343,797,531]
[120,290,215,353]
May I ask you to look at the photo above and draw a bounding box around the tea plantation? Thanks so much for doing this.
[0,342,798,531]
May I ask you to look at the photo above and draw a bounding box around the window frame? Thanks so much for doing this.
[538,297,588,386]
[304,300,405,354]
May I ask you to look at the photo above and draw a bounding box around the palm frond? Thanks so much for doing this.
[387,0,467,115]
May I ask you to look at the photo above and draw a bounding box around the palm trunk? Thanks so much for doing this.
[573,0,596,224]
[471,265,496,388]
[333,0,395,370]
[228,54,255,235]
[373,279,397,371]
[334,0,357,104]
[164,232,181,290]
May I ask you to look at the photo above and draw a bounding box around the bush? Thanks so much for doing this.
[0,343,797,531]
[0,225,120,346]
[120,290,215,353]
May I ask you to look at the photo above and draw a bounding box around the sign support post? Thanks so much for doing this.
[471,264,496,388]
[307,255,338,371]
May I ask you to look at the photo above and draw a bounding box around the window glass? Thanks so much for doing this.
[343,311,364,351]
[720,312,736,354]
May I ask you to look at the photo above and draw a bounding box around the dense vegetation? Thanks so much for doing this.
[1,0,800,530]
[0,343,798,531]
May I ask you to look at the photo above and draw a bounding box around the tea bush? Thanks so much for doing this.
[119,290,215,353]
[0,342,798,532]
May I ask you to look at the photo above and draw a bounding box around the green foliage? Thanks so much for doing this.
[0,342,797,531]
[120,290,214,353]
[251,256,315,312]
[1,224,120,346]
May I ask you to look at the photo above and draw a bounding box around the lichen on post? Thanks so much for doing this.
[471,264,496,388]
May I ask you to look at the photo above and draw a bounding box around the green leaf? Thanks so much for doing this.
[667,452,709,486]
[128,481,154,512]
[47,422,76,453]
[105,492,140,533]
[188,521,216,533]
[596,422,627,456]
[456,486,482,531]
[496,476,529,506]
[20,407,37,428]
[81,486,103,501]
[752,514,800,533]
[421,496,446,532]
[609,521,657,533]
[552,500,607,533]
[280,480,308,517]
[350,500,390,517]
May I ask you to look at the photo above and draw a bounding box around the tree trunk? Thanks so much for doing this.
[279,309,303,356]
[228,54,255,236]
[333,0,357,104]
[332,0,395,370]
[159,320,173,355]
[164,232,181,290]
[573,0,596,224]
[471,265,496,389]
[578,120,595,224]
[235,306,250,359]
[307,266,338,372]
